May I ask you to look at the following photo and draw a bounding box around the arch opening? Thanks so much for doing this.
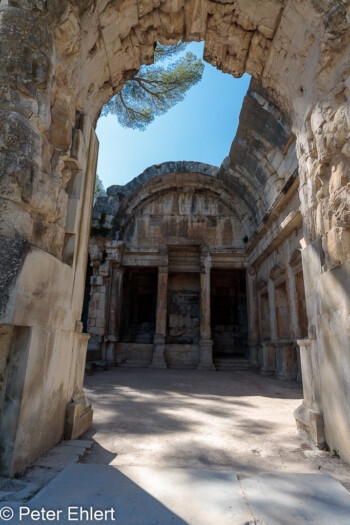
[0,0,349,477]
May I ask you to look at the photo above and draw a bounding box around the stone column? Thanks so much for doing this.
[198,250,215,370]
[268,278,277,341]
[105,263,124,364]
[287,266,299,341]
[150,266,168,368]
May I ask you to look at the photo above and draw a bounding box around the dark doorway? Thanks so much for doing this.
[120,268,158,343]
[295,271,308,338]
[211,269,248,359]
[166,272,200,345]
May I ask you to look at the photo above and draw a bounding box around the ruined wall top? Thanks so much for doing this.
[218,78,298,215]
[92,162,221,237]
[106,161,219,198]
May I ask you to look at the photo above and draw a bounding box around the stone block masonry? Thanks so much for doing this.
[0,0,349,474]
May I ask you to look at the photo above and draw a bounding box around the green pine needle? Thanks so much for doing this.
[101,42,204,131]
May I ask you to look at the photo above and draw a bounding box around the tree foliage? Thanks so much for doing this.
[94,174,106,203]
[101,42,204,130]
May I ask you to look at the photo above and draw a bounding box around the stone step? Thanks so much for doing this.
[214,358,250,370]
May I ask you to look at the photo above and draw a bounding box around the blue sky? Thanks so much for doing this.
[96,42,251,189]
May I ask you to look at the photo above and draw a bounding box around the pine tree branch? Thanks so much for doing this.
[102,42,204,129]
[118,91,148,118]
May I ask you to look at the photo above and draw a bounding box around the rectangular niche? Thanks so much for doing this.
[119,268,158,344]
[275,281,290,339]
[294,271,308,338]
[260,292,271,341]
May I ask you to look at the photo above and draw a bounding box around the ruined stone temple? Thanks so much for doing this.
[86,81,304,375]
[0,0,349,479]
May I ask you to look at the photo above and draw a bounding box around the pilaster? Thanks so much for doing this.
[150,265,168,368]
[294,338,325,448]
[198,249,215,370]
[247,268,259,368]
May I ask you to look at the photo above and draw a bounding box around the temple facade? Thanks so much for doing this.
[87,83,306,380]
[87,159,305,379]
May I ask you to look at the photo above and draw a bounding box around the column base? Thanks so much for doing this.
[64,396,93,440]
[275,341,297,381]
[248,338,260,368]
[197,362,216,371]
[276,371,296,381]
[197,339,216,370]
[294,403,325,448]
[148,361,168,368]
[104,340,117,366]
[150,340,167,369]
[260,369,275,376]
[260,342,276,376]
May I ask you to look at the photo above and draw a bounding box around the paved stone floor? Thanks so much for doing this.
[82,368,350,489]
[11,463,350,524]
[5,368,350,524]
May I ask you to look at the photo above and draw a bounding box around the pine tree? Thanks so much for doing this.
[101,42,204,130]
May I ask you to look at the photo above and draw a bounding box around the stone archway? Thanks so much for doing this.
[0,0,349,475]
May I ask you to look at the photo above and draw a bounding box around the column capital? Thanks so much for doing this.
[200,254,211,274]
[107,251,123,264]
[111,260,124,271]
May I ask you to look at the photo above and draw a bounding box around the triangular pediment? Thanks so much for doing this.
[289,249,302,267]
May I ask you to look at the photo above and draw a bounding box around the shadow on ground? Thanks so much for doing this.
[81,369,303,475]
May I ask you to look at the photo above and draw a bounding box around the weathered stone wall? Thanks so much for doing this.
[122,190,245,249]
[248,201,305,379]
[0,0,349,472]
[219,80,298,219]
[0,94,98,475]
[87,167,250,368]
[0,1,348,258]
[2,0,348,258]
